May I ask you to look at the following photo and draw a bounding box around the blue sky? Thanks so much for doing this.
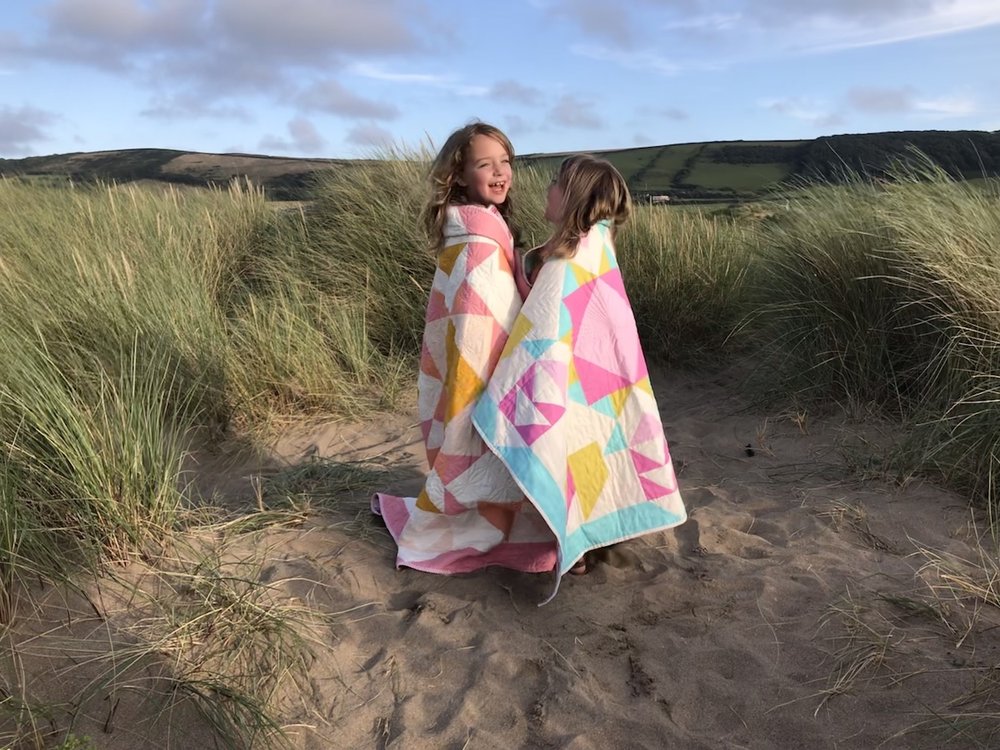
[1,0,998,159]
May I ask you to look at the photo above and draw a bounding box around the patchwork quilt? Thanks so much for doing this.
[473,220,686,600]
[372,204,558,574]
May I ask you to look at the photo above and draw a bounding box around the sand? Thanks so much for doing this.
[4,364,999,749]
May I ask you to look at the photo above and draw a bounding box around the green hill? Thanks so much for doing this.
[2,129,998,203]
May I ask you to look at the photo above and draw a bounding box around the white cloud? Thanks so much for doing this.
[211,0,423,60]
[546,0,636,45]
[846,86,979,118]
[549,95,604,130]
[846,86,915,114]
[914,95,978,117]
[747,0,1000,54]
[760,96,843,127]
[140,94,250,121]
[571,44,686,76]
[11,0,437,115]
[0,104,57,155]
[491,80,543,106]
[662,13,741,31]
[574,1,1000,74]
[351,63,488,96]
[350,63,446,85]
[297,79,399,119]
[345,122,395,149]
[259,117,326,154]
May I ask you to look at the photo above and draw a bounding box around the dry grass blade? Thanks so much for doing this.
[817,500,897,553]
[813,590,904,714]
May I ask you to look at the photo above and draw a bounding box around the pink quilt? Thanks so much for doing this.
[372,205,558,574]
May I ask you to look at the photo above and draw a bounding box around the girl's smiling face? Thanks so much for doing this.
[459,134,512,207]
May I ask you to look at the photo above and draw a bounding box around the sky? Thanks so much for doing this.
[1,0,999,159]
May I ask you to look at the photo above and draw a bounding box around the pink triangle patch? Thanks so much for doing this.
[640,475,677,500]
[420,342,442,380]
[631,449,665,475]
[516,422,555,446]
[435,451,480,487]
[453,280,494,317]
[632,413,663,444]
[573,356,633,404]
[443,488,465,515]
[425,289,448,322]
[535,402,565,424]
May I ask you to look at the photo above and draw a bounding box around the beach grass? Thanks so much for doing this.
[0,176,408,746]
[3,149,1000,744]
[747,161,1000,504]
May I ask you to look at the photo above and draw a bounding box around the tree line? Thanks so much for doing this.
[713,130,1000,180]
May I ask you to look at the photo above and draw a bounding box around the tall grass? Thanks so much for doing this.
[307,154,434,355]
[747,180,931,408]
[0,175,412,746]
[619,204,755,365]
[0,177,407,594]
[878,167,1000,498]
[4,149,1000,743]
[508,160,755,366]
[748,163,1000,502]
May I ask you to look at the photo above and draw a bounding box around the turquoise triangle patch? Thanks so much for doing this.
[562,264,580,294]
[568,380,588,405]
[605,423,628,455]
[591,395,618,419]
[522,338,557,359]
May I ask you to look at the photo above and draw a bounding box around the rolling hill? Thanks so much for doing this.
[2,129,997,203]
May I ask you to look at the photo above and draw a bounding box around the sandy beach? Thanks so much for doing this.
[6,363,997,749]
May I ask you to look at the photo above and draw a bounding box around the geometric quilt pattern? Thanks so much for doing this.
[374,204,558,575]
[473,220,686,600]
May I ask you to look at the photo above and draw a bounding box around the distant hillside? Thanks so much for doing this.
[2,130,998,203]
[0,148,350,201]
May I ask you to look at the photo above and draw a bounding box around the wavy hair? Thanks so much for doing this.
[543,154,631,261]
[422,122,517,253]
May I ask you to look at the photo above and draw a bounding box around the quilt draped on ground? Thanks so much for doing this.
[472,220,686,598]
[372,204,558,574]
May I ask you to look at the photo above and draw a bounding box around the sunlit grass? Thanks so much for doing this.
[4,150,1000,745]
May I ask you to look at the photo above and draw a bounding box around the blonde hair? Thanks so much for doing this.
[423,122,517,253]
[544,154,631,260]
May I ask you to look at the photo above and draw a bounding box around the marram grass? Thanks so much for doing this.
[3,151,1000,744]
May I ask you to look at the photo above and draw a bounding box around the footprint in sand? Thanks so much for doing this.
[674,516,703,557]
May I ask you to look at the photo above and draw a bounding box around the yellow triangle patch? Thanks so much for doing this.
[443,321,485,421]
[504,314,534,354]
[609,386,631,416]
[567,356,580,385]
[438,242,464,276]
[568,442,608,520]
[634,376,653,395]
[415,488,440,513]
[599,245,614,275]
[571,262,596,286]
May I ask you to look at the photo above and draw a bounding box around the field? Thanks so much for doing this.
[4,129,997,204]
[3,154,1000,748]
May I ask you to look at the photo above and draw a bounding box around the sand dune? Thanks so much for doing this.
[6,365,997,749]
